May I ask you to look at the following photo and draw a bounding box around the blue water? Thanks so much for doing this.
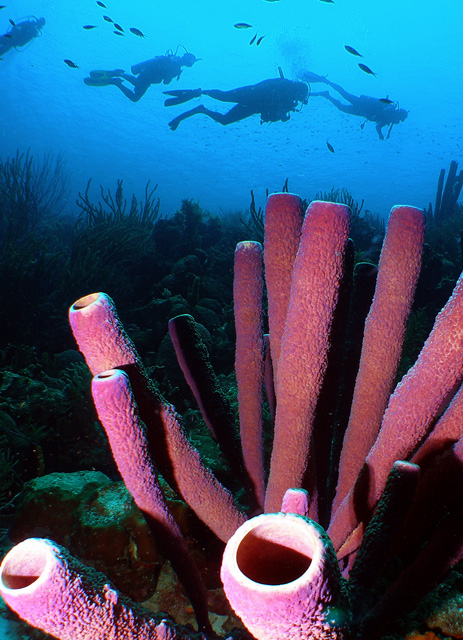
[2,0,463,218]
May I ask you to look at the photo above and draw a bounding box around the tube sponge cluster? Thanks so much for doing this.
[1,196,463,640]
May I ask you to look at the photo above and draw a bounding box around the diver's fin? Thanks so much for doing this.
[168,105,207,130]
[84,75,120,87]
[89,68,124,79]
[300,71,326,83]
[163,88,202,106]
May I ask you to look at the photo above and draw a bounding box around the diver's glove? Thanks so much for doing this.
[163,88,202,106]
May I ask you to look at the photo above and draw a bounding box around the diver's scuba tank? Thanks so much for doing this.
[131,54,171,75]
[131,59,151,75]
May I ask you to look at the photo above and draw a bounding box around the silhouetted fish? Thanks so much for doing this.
[319,0,334,3]
[344,45,362,57]
[96,1,106,7]
[379,98,393,104]
[256,35,265,45]
[358,63,376,76]
[249,32,257,45]
[8,18,15,26]
[234,22,252,29]
[0,6,6,10]
[114,23,124,32]
[326,141,335,153]
[103,15,113,22]
[129,27,144,37]
[113,30,123,36]
[83,25,97,29]
[3,33,11,38]
[64,59,78,68]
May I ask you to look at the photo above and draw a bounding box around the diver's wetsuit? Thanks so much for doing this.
[117,55,186,102]
[85,53,198,102]
[165,78,309,130]
[0,16,45,57]
[303,72,408,140]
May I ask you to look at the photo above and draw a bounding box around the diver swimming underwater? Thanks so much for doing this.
[164,77,309,130]
[300,70,408,140]
[84,48,200,102]
[0,16,45,58]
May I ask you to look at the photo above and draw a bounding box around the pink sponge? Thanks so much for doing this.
[0,537,199,640]
[221,492,350,640]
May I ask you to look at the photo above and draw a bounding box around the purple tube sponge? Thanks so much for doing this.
[0,538,204,640]
[221,496,350,640]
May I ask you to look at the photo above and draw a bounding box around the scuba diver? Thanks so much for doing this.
[84,49,200,102]
[0,16,45,58]
[300,71,408,140]
[163,76,309,130]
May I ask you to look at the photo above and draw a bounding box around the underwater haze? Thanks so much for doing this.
[2,0,463,217]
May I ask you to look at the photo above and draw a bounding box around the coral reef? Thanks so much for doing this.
[1,195,463,640]
[8,471,164,602]
[426,160,463,227]
[0,149,69,248]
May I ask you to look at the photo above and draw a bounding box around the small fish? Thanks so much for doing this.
[114,23,123,32]
[379,97,393,104]
[129,27,144,37]
[113,30,123,36]
[3,33,12,38]
[83,25,97,29]
[103,15,113,22]
[234,22,252,29]
[249,32,257,45]
[263,0,279,2]
[326,141,335,153]
[256,35,265,45]
[96,1,106,7]
[319,0,334,3]
[8,18,15,26]
[64,59,78,68]
[358,63,376,76]
[0,6,6,10]
[344,45,362,57]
